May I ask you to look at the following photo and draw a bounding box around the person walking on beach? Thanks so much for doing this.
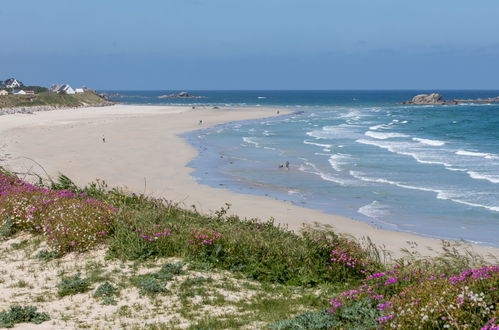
[102,136,106,143]
[199,120,203,125]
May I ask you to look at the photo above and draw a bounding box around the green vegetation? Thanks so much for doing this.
[0,305,50,328]
[1,85,49,93]
[35,249,61,261]
[131,262,185,296]
[269,305,379,330]
[94,281,119,305]
[56,273,91,297]
[0,169,497,329]
[0,90,108,109]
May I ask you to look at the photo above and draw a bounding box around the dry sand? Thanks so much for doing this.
[1,104,498,260]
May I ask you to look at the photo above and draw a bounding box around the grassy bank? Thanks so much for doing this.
[0,169,497,329]
[0,91,108,109]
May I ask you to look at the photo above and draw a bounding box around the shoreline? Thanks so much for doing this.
[1,104,498,260]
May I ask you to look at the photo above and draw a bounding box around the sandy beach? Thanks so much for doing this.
[1,104,498,260]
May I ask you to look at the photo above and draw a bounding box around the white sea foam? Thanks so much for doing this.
[456,150,498,159]
[412,138,446,146]
[300,162,348,185]
[349,171,499,212]
[369,124,391,130]
[303,140,333,151]
[358,201,391,221]
[447,167,468,172]
[338,109,363,119]
[447,198,499,212]
[350,170,446,198]
[328,154,351,172]
[356,139,453,167]
[306,125,360,140]
[365,131,409,139]
[257,96,266,99]
[467,171,499,184]
[242,137,260,147]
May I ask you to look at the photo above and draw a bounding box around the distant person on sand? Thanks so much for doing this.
[199,120,203,125]
[102,136,106,143]
[277,110,280,114]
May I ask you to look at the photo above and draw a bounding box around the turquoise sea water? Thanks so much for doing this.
[104,91,499,246]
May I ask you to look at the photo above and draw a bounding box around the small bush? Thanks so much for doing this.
[56,273,91,297]
[269,310,338,329]
[94,282,119,305]
[35,249,60,261]
[270,300,380,330]
[0,217,14,239]
[134,277,167,296]
[131,262,184,296]
[157,262,185,276]
[0,305,50,328]
[180,276,212,289]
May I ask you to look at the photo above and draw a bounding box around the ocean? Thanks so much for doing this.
[102,90,499,247]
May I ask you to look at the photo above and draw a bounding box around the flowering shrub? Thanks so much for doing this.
[135,224,171,242]
[0,173,115,252]
[0,174,50,231]
[384,265,498,329]
[328,263,499,329]
[328,237,375,279]
[40,197,115,253]
[188,229,222,247]
[187,229,223,260]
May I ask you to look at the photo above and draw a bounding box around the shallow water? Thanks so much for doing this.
[106,90,499,246]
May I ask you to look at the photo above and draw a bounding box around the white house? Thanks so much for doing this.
[0,78,23,89]
[75,88,85,94]
[50,84,62,93]
[51,84,76,95]
[12,90,26,95]
[60,85,76,94]
[0,90,8,96]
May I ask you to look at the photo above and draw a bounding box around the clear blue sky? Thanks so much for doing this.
[2,0,499,90]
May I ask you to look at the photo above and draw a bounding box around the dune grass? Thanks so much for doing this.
[0,91,108,109]
[0,168,497,329]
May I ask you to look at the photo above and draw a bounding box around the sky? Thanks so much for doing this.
[1,0,499,90]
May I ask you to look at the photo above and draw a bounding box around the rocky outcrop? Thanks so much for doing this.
[402,93,499,105]
[157,92,203,99]
[403,93,450,105]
